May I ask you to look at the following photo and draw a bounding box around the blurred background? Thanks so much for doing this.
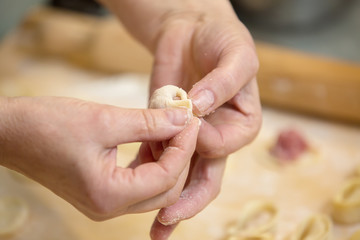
[0,0,359,123]
[0,1,359,240]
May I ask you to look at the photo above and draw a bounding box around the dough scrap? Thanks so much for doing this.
[331,177,360,224]
[149,85,192,112]
[288,214,332,240]
[224,233,273,240]
[225,200,277,239]
[349,229,360,240]
[0,196,29,236]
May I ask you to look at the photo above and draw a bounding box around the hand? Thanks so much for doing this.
[97,1,262,238]
[101,0,261,158]
[0,96,199,220]
[150,9,261,157]
[148,5,262,240]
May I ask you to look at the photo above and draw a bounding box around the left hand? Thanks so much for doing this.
[148,9,262,240]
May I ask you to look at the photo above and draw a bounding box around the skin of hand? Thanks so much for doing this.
[99,0,262,238]
[0,96,200,220]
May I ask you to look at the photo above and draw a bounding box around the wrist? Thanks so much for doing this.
[0,97,11,166]
[98,0,237,52]
[0,97,24,168]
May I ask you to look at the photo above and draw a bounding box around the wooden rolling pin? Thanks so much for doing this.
[15,7,360,124]
[17,7,153,73]
[256,42,360,124]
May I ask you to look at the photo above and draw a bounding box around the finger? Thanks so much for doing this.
[150,220,178,240]
[149,141,164,161]
[154,156,226,226]
[126,148,191,214]
[188,45,259,117]
[127,142,154,169]
[103,107,190,147]
[109,118,200,214]
[196,79,262,158]
[149,24,193,94]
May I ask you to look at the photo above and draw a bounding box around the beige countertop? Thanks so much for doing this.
[0,27,360,240]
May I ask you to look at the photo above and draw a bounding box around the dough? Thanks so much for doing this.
[287,214,332,240]
[225,234,273,240]
[349,229,360,240]
[225,200,277,239]
[149,85,192,112]
[331,177,360,224]
[0,196,29,236]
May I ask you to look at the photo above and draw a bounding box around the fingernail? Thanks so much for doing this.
[191,89,215,116]
[196,117,202,127]
[157,213,182,226]
[166,109,190,126]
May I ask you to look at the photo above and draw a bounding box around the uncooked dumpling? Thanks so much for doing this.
[288,214,332,240]
[225,234,273,240]
[225,200,277,239]
[349,229,360,240]
[0,196,29,236]
[149,85,192,112]
[331,178,360,224]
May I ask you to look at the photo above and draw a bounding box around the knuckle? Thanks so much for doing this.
[139,110,158,136]
[241,45,260,76]
[87,196,112,219]
[165,193,180,207]
[85,212,110,222]
[163,173,178,190]
[81,182,118,220]
[249,110,262,141]
[242,113,262,146]
[164,188,182,207]
[198,145,226,159]
[197,134,227,158]
[242,99,262,143]
[254,107,263,130]
[77,103,114,135]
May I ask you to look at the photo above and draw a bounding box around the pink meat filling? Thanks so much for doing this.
[270,129,309,161]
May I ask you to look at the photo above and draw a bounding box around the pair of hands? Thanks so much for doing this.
[0,1,261,239]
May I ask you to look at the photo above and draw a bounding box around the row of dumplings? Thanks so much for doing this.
[223,166,360,240]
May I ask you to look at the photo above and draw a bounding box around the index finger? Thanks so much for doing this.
[188,44,259,117]
[110,118,200,212]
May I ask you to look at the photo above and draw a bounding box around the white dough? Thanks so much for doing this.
[288,214,332,240]
[225,200,277,239]
[149,85,192,112]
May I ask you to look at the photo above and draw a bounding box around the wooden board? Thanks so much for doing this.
[1,108,360,240]
[0,10,360,239]
[0,52,360,239]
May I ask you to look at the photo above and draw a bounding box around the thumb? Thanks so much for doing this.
[103,107,191,146]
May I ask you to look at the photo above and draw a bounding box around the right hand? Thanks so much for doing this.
[0,96,199,220]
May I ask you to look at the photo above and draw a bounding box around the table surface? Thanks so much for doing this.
[0,36,360,240]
